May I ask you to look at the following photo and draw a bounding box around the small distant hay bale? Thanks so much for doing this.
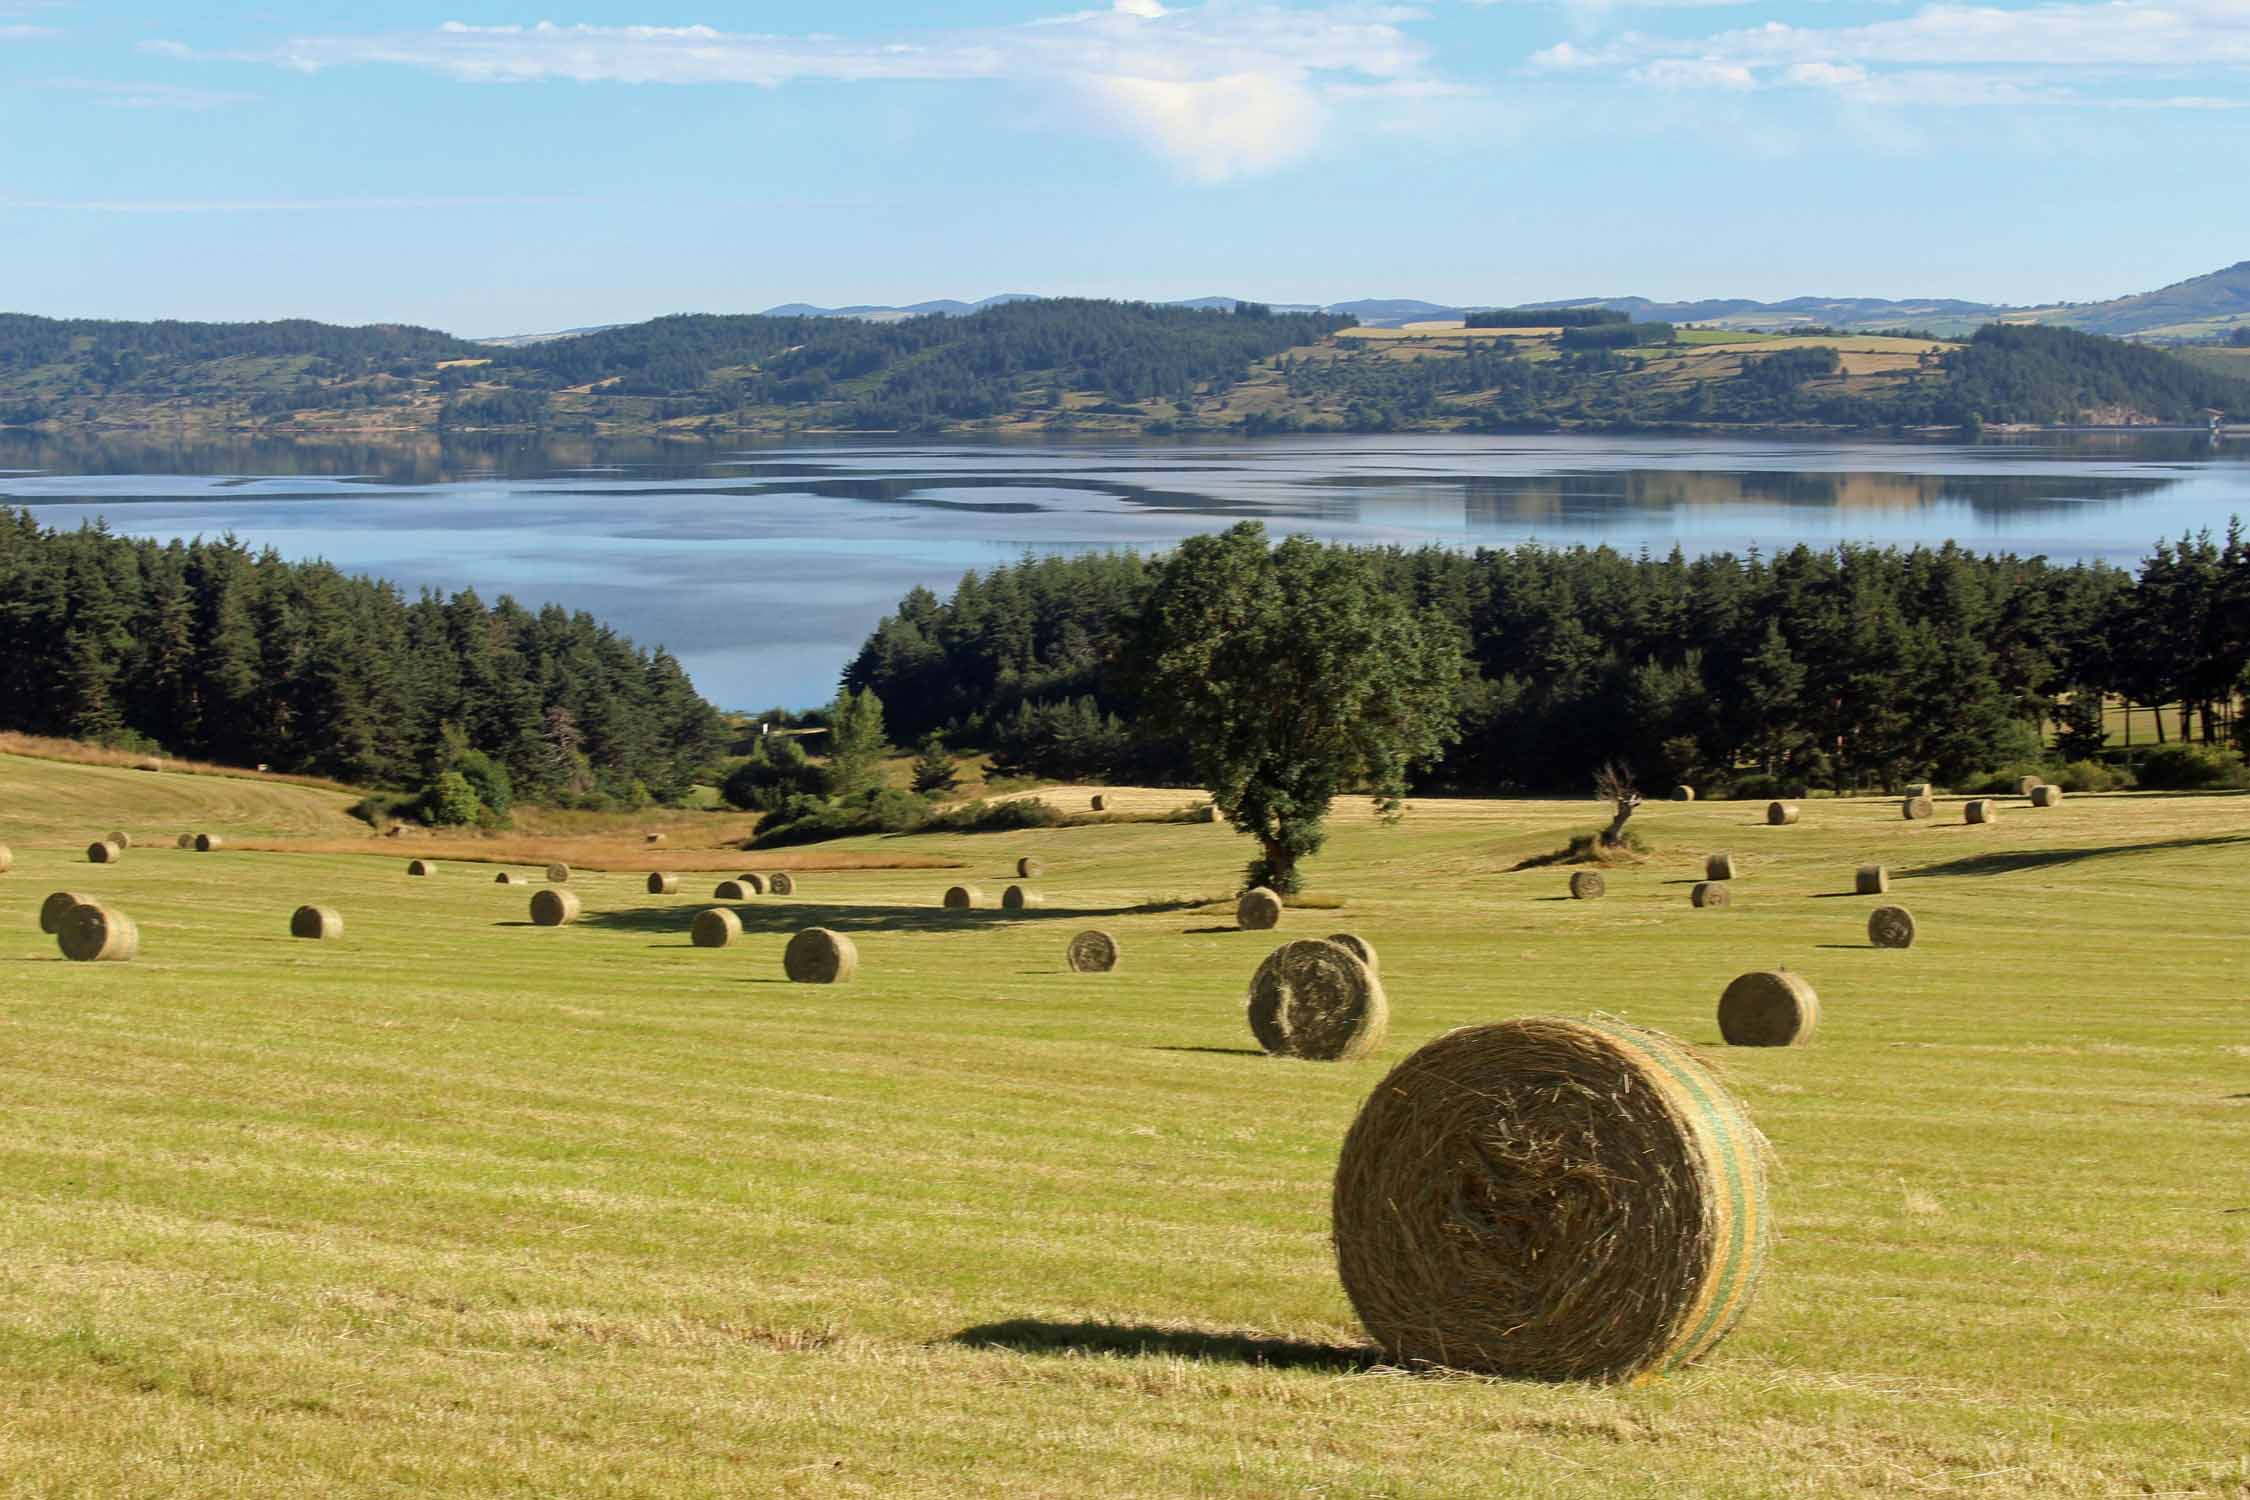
[784,927,858,984]
[1569,871,1606,901]
[86,841,122,865]
[407,859,435,877]
[290,905,343,941]
[1673,785,1696,801]
[1691,881,1731,909]
[1766,801,1800,826]
[713,880,754,901]
[1854,863,1889,895]
[1869,906,1917,949]
[107,830,133,850]
[530,889,581,927]
[545,863,571,883]
[195,834,223,852]
[1247,939,1388,1061]
[2016,775,2044,797]
[1902,793,1934,820]
[1194,802,1220,823]
[1236,887,1285,931]
[40,890,93,934]
[646,872,680,895]
[136,758,161,773]
[644,832,667,845]
[691,907,741,948]
[2030,785,2063,808]
[1017,856,1044,879]
[1906,783,1932,798]
[494,872,524,885]
[1002,885,1044,911]
[1067,929,1120,973]
[1717,970,1820,1047]
[175,833,196,849]
[1090,794,1108,812]
[768,872,795,896]
[384,826,407,839]
[1965,799,1998,825]
[1705,853,1737,881]
[737,873,769,895]
[943,884,983,910]
[0,844,10,875]
[1331,1015,1769,1381]
[57,901,138,963]
[1326,932,1378,973]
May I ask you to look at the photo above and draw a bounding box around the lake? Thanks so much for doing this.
[2,429,2244,711]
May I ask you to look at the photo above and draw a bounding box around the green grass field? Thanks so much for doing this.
[3,754,2246,1497]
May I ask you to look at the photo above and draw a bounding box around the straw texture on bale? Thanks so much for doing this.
[1673,785,1696,801]
[290,906,343,941]
[1902,793,1934,820]
[1090,794,1107,811]
[2031,784,2063,808]
[768,872,794,895]
[1236,887,1284,931]
[2017,775,2044,797]
[176,833,196,849]
[530,889,581,927]
[1869,906,1917,949]
[86,841,121,865]
[1691,882,1731,909]
[713,880,753,901]
[1066,929,1120,973]
[107,830,132,850]
[1766,802,1800,827]
[1854,864,1889,896]
[691,907,741,948]
[1965,799,1999,825]
[1705,853,1737,881]
[1331,1017,1769,1381]
[1717,970,1820,1047]
[1017,856,1044,879]
[545,863,571,883]
[1001,885,1044,911]
[57,902,138,963]
[784,927,858,984]
[1569,871,1606,900]
[195,833,223,852]
[1326,932,1379,973]
[1246,939,1389,1062]
[737,872,769,895]
[943,884,982,910]
[40,890,93,935]
[407,859,435,877]
[647,872,680,895]
[494,872,523,885]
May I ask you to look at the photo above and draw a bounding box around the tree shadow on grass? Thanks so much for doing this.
[1900,832,2250,880]
[951,1319,1377,1372]
[580,900,1186,939]
[1814,943,1878,950]
[1181,924,1244,935]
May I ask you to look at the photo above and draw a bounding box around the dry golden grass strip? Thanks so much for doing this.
[1718,970,1820,1047]
[1247,939,1388,1062]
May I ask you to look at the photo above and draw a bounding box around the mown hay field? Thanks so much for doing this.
[1,757,2246,1497]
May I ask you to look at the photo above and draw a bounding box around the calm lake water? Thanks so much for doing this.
[3,430,2244,710]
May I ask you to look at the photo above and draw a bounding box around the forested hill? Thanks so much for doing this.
[1,299,2243,438]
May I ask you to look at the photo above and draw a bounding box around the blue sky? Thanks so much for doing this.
[2,1,2243,334]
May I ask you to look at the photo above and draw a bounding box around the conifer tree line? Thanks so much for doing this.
[0,510,726,802]
[848,521,2250,794]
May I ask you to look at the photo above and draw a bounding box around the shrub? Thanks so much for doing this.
[346,791,415,828]
[419,771,484,827]
[455,749,513,822]
[2050,758,2128,793]
[722,736,830,812]
[2132,743,2249,791]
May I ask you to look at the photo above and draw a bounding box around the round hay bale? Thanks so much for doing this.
[1965,799,1998,825]
[1017,856,1044,879]
[1869,905,1917,949]
[40,890,93,935]
[784,927,858,984]
[407,859,435,877]
[1332,1016,1769,1381]
[646,872,680,896]
[1090,794,1107,812]
[1247,939,1388,1062]
[57,902,138,963]
[1902,793,1934,820]
[1066,929,1120,973]
[1672,785,1696,801]
[2030,784,2063,808]
[136,758,161,773]
[1326,932,1378,973]
[1717,970,1820,1047]
[1854,863,1889,896]
[1766,801,1800,827]
[175,833,195,849]
[737,872,769,895]
[691,907,741,948]
[1704,853,1737,881]
[942,884,982,910]
[1691,881,1731,909]
[1236,887,1284,931]
[1569,871,1606,901]
[530,889,581,927]
[107,830,132,850]
[713,880,753,901]
[545,863,571,883]
[494,872,524,885]
[194,834,223,852]
[767,872,795,896]
[1905,782,1931,798]
[1001,884,1044,911]
[2016,774,2043,797]
[289,905,343,941]
[1195,802,1220,824]
[0,844,9,875]
[86,841,121,865]
[644,832,667,845]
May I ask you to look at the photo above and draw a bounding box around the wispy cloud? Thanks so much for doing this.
[150,3,1455,183]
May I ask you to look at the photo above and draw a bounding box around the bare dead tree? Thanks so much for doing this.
[1594,762,1642,848]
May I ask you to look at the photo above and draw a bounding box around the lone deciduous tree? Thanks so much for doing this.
[1133,523,1464,894]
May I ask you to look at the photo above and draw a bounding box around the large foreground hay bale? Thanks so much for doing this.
[1569,871,1606,901]
[545,863,571,883]
[195,833,223,852]
[2016,774,2044,797]
[290,906,343,941]
[407,859,435,877]
[107,830,133,850]
[86,841,121,865]
[784,927,858,984]
[40,890,93,934]
[1672,785,1696,801]
[1236,887,1284,931]
[1331,1017,1769,1381]
[647,872,680,895]
[1869,906,1917,949]
[942,884,982,910]
[1691,882,1731,909]
[1854,864,1889,895]
[1247,939,1388,1062]
[1902,793,1934,820]
[737,872,769,895]
[1717,971,1820,1047]
[1704,853,1737,881]
[1066,929,1120,973]
[1326,932,1378,973]
[57,902,138,963]
[1766,802,1800,827]
[1001,885,1044,911]
[691,907,741,948]
[1965,799,1998,825]
[530,889,581,927]
[2030,785,2063,808]
[768,872,795,896]
[713,879,754,901]
[1017,856,1044,879]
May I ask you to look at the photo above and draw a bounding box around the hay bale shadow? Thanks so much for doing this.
[1814,943,1878,950]
[586,895,1209,938]
[951,1319,1376,1372]
[1181,924,1239,935]
[1148,1045,1267,1057]
[1903,833,2250,879]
